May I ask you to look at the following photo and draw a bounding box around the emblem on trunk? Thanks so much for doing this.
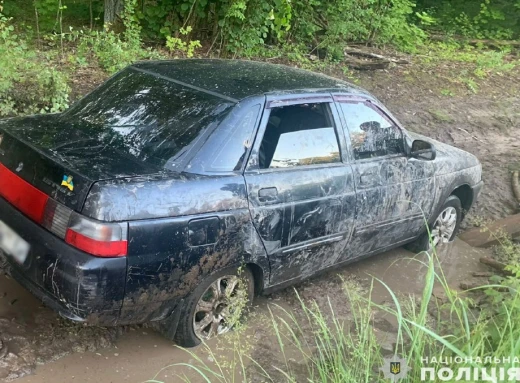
[16,162,23,172]
[61,175,74,191]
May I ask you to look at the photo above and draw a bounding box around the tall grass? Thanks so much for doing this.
[149,238,520,383]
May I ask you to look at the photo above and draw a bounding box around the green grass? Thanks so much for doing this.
[419,41,518,94]
[148,232,520,383]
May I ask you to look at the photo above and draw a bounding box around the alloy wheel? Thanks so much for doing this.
[430,206,458,247]
[193,275,244,340]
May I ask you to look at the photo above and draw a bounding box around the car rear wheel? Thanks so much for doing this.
[174,266,254,347]
[405,195,462,253]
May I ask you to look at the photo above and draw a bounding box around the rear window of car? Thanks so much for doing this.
[61,67,233,168]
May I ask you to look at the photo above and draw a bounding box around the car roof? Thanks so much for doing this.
[131,59,366,102]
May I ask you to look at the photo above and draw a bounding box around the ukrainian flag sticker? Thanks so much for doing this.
[61,175,74,191]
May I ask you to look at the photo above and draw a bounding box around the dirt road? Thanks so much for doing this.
[1,239,490,382]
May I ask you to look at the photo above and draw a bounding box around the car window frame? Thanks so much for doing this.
[245,94,349,173]
[333,94,407,163]
[186,96,265,176]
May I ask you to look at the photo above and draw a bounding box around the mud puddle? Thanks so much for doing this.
[0,240,492,383]
[0,273,121,381]
[1,238,491,383]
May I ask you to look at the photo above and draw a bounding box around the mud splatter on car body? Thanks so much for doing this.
[0,59,482,334]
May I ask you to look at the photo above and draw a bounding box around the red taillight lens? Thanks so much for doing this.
[65,230,127,257]
[0,161,128,258]
[65,214,127,257]
[42,198,127,257]
[0,162,48,222]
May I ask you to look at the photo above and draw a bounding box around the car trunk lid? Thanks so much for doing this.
[0,115,162,212]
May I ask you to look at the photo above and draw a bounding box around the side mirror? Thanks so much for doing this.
[411,139,436,161]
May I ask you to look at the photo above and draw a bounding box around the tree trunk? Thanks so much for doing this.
[104,0,123,25]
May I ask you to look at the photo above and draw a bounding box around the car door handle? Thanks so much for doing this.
[258,187,278,202]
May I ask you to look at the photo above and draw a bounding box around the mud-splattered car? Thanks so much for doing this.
[0,60,483,346]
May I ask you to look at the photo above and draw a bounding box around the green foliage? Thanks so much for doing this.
[76,0,163,73]
[217,0,292,56]
[292,0,426,57]
[166,26,202,58]
[136,2,175,39]
[3,0,104,33]
[3,0,519,61]
[417,0,520,39]
[0,3,69,116]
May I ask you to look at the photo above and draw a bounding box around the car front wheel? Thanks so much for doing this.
[174,266,254,347]
[406,195,462,253]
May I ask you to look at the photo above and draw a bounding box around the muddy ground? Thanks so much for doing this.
[2,240,491,382]
[0,57,519,381]
[0,268,121,381]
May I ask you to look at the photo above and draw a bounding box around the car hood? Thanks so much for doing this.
[407,132,480,175]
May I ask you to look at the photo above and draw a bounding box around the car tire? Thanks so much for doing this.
[173,266,254,348]
[405,195,462,254]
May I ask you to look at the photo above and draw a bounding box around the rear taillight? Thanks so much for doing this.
[42,198,73,238]
[42,198,127,257]
[65,214,127,257]
[0,162,126,257]
[0,162,49,222]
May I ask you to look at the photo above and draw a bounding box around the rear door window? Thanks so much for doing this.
[188,103,261,173]
[258,103,341,169]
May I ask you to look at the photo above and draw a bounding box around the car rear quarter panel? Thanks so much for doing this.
[95,174,269,324]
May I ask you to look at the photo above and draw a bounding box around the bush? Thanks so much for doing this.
[417,0,520,40]
[0,5,69,117]
[292,0,426,56]
[77,0,163,74]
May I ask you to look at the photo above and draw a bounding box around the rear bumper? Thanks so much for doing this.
[0,196,127,326]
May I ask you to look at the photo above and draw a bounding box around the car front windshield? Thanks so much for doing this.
[61,67,233,168]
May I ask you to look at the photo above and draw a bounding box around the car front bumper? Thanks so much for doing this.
[0,196,127,326]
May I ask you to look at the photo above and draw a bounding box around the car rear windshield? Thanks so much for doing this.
[61,67,233,168]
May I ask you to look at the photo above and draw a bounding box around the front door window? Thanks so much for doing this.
[338,102,404,160]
